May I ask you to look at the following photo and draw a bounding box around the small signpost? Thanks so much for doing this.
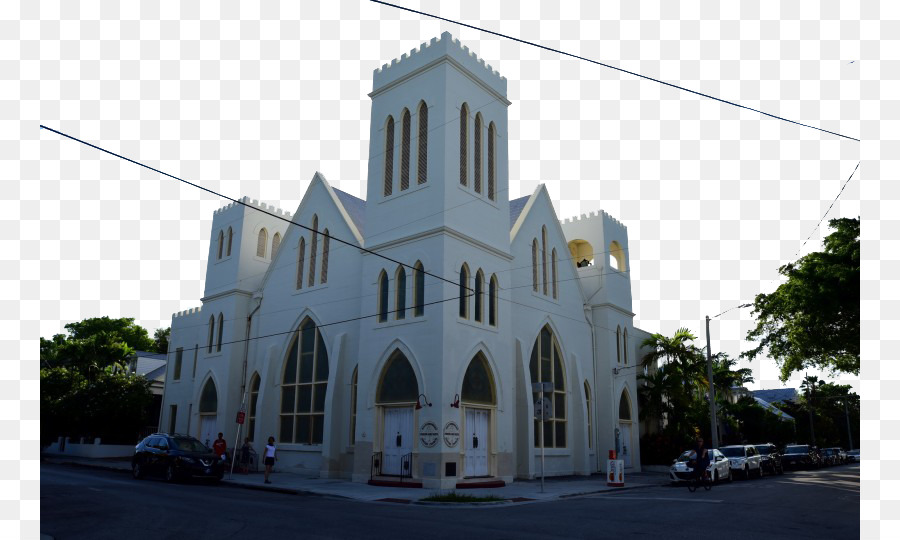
[236,410,245,425]
[532,381,553,493]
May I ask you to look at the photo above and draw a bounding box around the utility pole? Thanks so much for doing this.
[806,374,816,446]
[705,316,718,449]
[844,400,854,450]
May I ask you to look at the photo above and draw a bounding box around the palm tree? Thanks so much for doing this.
[640,329,707,438]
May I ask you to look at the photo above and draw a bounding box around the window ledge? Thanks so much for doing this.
[456,183,499,208]
[292,283,330,296]
[456,317,499,334]
[375,315,428,328]
[379,181,430,204]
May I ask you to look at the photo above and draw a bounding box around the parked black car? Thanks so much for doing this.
[822,447,845,466]
[132,433,225,482]
[782,444,820,469]
[753,443,784,475]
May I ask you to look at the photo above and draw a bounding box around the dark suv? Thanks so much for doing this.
[782,444,820,470]
[132,433,225,482]
[753,443,784,475]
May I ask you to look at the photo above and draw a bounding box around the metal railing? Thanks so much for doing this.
[400,452,412,482]
[371,452,382,480]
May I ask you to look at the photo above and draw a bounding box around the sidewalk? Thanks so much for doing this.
[42,454,669,504]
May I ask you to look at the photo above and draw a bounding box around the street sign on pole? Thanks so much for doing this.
[534,397,553,421]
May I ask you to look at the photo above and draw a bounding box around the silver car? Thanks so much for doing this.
[669,448,733,484]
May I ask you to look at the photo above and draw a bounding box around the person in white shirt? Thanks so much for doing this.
[264,436,277,484]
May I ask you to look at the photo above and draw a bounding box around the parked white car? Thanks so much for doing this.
[719,445,763,479]
[669,448,733,484]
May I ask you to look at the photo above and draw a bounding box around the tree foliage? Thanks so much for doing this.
[153,327,171,355]
[743,218,860,380]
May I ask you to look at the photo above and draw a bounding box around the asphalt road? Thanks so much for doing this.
[41,462,859,540]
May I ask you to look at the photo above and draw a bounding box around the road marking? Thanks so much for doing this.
[591,495,723,504]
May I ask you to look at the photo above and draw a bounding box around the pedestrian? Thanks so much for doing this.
[264,436,277,484]
[239,437,251,474]
[213,432,227,461]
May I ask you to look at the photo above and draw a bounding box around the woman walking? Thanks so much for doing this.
[264,436,277,484]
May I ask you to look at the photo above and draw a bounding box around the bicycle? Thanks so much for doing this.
[686,461,712,492]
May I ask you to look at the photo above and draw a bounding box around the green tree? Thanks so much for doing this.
[153,327,171,355]
[743,218,860,380]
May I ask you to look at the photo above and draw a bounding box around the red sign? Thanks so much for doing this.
[236,411,245,425]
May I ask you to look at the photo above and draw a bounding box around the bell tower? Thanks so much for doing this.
[363,32,512,249]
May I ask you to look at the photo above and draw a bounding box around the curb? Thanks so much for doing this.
[558,482,662,499]
[45,459,131,475]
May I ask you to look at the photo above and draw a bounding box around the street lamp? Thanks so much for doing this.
[706,303,752,449]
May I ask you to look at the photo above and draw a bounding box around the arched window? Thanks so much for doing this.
[400,109,411,191]
[296,237,306,290]
[488,121,496,201]
[413,261,425,317]
[417,101,428,184]
[532,239,539,292]
[216,230,224,260]
[616,326,621,364]
[623,328,628,365]
[541,226,548,296]
[248,373,260,442]
[462,353,495,405]
[216,313,224,352]
[377,351,418,403]
[619,390,632,421]
[199,378,218,414]
[207,315,215,353]
[474,113,483,194]
[320,229,330,284]
[377,270,389,323]
[395,266,406,320]
[280,319,329,444]
[609,240,626,272]
[459,264,469,319]
[568,239,594,267]
[474,269,484,323]
[584,381,592,449]
[488,275,498,327]
[308,216,318,287]
[349,366,358,445]
[384,116,395,197]
[530,326,566,448]
[257,228,268,258]
[552,248,558,299]
[272,232,281,258]
[226,227,233,257]
[459,103,468,186]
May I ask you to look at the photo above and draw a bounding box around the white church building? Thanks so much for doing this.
[160,32,653,489]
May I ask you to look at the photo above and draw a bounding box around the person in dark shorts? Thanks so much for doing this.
[264,436,277,484]
[690,436,710,481]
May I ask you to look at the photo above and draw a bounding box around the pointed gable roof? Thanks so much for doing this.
[509,195,529,229]
[332,188,366,236]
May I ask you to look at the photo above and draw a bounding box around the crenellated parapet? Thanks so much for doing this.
[213,196,292,219]
[560,209,625,229]
[372,31,507,96]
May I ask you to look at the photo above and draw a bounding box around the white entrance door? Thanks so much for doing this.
[199,415,217,448]
[382,407,413,476]
[465,409,490,477]
[619,422,633,468]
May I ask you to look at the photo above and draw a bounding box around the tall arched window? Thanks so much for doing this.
[377,351,418,403]
[474,269,484,323]
[489,274,498,327]
[400,109,411,191]
[271,232,281,258]
[296,237,306,290]
[308,215,318,287]
[488,121,496,201]
[207,315,215,353]
[474,113,483,194]
[541,226,548,295]
[619,390,632,421]
[395,266,406,320]
[248,373,260,442]
[623,328,628,365]
[532,239,539,292]
[217,230,224,260]
[226,227,233,257]
[216,313,224,352]
[616,326,621,364]
[530,326,566,448]
[257,228,268,258]
[378,270,389,323]
[350,366,358,445]
[320,229,329,284]
[199,378,217,414]
[413,261,425,317]
[584,381,592,449]
[417,101,428,184]
[384,116,395,197]
[459,103,468,186]
[552,248,558,299]
[280,319,329,444]
[462,353,495,405]
[459,264,469,319]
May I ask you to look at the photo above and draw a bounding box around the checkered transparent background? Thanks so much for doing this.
[5,0,889,537]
